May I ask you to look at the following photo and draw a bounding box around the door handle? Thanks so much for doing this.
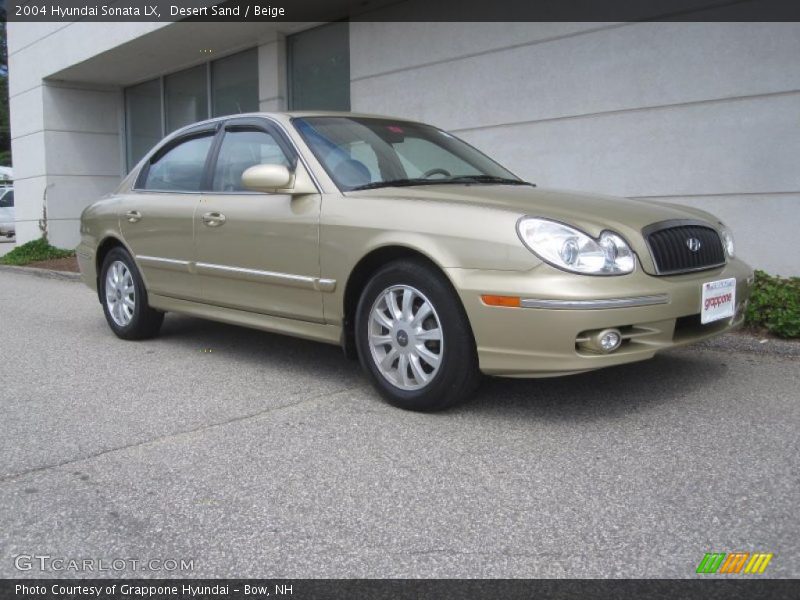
[201,212,227,227]
[125,210,142,223]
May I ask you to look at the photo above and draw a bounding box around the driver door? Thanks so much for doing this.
[195,119,323,322]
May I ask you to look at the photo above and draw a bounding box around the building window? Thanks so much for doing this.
[287,22,350,111]
[165,65,208,134]
[124,49,258,171]
[124,78,162,171]
[212,49,259,117]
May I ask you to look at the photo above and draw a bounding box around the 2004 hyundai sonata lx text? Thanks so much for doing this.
[78,112,753,411]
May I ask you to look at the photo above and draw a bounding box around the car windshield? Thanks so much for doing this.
[293,116,528,191]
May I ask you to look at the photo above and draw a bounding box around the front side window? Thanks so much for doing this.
[293,117,520,191]
[142,134,214,191]
[0,190,14,208]
[212,130,291,192]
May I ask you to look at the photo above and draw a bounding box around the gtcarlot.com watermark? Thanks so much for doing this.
[14,554,194,573]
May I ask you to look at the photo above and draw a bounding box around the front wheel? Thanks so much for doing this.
[355,259,480,411]
[100,247,164,340]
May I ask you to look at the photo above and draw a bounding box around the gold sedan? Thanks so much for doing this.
[78,112,753,411]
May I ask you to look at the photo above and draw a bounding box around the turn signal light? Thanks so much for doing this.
[481,295,521,308]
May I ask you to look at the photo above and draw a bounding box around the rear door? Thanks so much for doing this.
[120,126,218,302]
[195,118,323,322]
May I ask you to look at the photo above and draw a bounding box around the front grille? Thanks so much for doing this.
[644,220,726,275]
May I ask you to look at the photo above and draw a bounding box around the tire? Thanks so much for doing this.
[99,247,164,340]
[355,259,480,411]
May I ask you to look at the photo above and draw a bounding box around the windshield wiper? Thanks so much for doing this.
[445,175,535,186]
[350,178,451,191]
[350,175,535,191]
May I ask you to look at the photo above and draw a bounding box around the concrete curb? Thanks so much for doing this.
[0,263,82,282]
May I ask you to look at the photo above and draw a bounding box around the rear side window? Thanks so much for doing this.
[142,135,214,191]
[212,129,290,192]
[0,190,13,208]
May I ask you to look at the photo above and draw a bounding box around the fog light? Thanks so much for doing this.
[577,328,623,354]
[599,330,622,352]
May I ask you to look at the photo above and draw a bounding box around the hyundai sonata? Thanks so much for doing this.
[78,112,752,411]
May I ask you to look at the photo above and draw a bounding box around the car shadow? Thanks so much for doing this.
[158,313,363,383]
[157,314,728,420]
[455,351,729,421]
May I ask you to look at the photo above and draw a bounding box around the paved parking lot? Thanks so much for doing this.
[1,268,798,578]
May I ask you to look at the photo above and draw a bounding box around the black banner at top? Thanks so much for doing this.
[5,0,800,22]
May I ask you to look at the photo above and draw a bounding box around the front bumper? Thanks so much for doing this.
[76,240,97,292]
[447,258,753,377]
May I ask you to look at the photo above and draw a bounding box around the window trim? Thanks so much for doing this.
[133,123,221,193]
[132,116,320,196]
[203,117,302,195]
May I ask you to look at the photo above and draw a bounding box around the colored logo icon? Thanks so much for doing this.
[696,552,773,574]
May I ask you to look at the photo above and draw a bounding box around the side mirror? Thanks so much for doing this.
[241,163,317,195]
[241,164,292,192]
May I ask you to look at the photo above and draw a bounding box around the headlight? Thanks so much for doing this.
[517,217,635,275]
[719,225,735,258]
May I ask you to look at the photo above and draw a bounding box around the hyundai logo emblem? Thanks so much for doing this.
[686,237,702,252]
[396,330,409,347]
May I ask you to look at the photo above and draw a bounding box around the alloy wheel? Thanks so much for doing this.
[105,260,135,327]
[367,285,444,390]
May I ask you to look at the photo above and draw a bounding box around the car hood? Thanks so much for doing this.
[347,184,724,275]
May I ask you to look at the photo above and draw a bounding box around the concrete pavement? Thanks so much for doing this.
[0,239,15,257]
[0,269,797,578]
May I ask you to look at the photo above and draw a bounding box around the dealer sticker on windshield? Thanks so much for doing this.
[701,278,736,324]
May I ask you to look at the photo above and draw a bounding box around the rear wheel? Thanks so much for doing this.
[100,247,164,340]
[355,259,480,411]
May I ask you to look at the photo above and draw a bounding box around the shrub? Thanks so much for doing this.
[745,270,800,339]
[0,237,75,266]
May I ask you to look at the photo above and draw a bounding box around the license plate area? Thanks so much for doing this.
[700,278,736,324]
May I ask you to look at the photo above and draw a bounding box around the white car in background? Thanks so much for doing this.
[0,187,14,238]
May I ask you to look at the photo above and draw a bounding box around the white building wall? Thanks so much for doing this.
[7,20,286,249]
[350,22,800,275]
[9,82,121,248]
[7,23,166,247]
[7,20,800,275]
[40,84,123,246]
